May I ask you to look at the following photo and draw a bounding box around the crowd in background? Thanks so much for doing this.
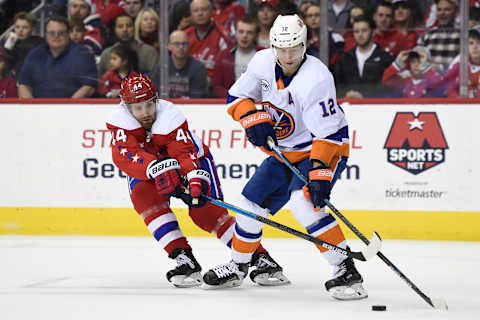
[0,0,479,99]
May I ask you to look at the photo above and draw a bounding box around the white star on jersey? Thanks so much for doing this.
[132,154,139,163]
[120,148,128,155]
[408,118,424,131]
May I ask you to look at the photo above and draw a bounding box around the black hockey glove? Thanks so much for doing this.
[303,166,333,210]
[240,110,277,150]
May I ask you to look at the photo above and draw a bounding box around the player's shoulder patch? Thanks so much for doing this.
[106,103,141,130]
[151,99,186,135]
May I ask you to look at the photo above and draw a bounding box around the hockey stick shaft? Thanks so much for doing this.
[202,194,370,261]
[266,137,436,308]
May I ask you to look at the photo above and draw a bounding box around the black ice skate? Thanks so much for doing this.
[325,255,367,300]
[202,260,249,289]
[249,252,290,286]
[166,248,202,288]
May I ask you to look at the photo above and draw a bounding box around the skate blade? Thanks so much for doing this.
[252,271,291,286]
[170,272,203,288]
[202,279,243,290]
[329,283,368,300]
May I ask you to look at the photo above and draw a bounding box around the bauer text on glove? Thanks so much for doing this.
[147,157,182,197]
[240,110,277,150]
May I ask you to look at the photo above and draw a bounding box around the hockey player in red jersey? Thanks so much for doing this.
[106,73,289,288]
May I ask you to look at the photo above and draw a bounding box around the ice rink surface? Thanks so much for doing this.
[1,236,478,320]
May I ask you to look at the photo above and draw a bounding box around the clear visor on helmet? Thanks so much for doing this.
[127,97,156,117]
[274,44,304,62]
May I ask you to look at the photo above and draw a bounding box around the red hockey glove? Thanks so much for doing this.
[185,169,210,208]
[304,166,333,210]
[240,110,277,150]
[147,157,182,197]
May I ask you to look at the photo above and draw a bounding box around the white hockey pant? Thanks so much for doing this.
[290,190,347,266]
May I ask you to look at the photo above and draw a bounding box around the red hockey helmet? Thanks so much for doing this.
[120,73,157,104]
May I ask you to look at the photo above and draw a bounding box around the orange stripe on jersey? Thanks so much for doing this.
[259,147,310,164]
[310,140,349,167]
[232,234,260,253]
[283,150,311,163]
[276,78,285,90]
[227,99,256,121]
[314,225,346,253]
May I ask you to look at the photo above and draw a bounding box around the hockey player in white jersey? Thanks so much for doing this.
[203,14,367,300]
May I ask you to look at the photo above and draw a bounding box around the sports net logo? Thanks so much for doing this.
[384,112,448,175]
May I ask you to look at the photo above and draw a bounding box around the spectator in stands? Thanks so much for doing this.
[18,15,97,98]
[256,0,278,49]
[98,43,139,98]
[382,46,444,97]
[298,0,316,19]
[328,0,353,33]
[304,4,344,67]
[212,0,246,41]
[0,47,17,98]
[0,0,37,33]
[152,30,208,98]
[341,5,366,52]
[392,0,424,50]
[90,0,125,27]
[417,0,460,73]
[68,0,106,56]
[469,6,480,28]
[211,16,259,98]
[1,11,43,77]
[98,14,157,77]
[69,19,86,44]
[69,19,89,50]
[372,1,409,57]
[169,0,192,32]
[444,26,480,97]
[423,0,466,29]
[53,0,125,25]
[123,0,144,21]
[333,15,394,98]
[135,8,159,52]
[52,0,69,17]
[184,0,233,83]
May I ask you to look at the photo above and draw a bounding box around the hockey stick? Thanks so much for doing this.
[202,194,381,262]
[266,137,448,310]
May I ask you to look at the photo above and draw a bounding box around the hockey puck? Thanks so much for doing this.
[372,305,387,311]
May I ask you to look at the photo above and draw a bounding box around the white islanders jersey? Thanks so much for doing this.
[228,49,348,156]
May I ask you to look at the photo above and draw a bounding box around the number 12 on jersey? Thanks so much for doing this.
[319,98,343,117]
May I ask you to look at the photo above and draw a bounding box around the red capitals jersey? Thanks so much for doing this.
[0,77,17,98]
[99,69,139,97]
[373,30,409,57]
[444,56,480,98]
[184,22,233,80]
[106,99,200,180]
[382,63,444,98]
[212,1,245,41]
[90,0,125,25]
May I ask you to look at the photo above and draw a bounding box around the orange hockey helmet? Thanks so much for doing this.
[120,73,157,104]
